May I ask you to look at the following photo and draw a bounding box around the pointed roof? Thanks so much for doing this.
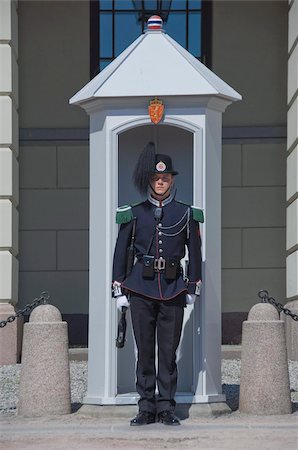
[70,26,241,106]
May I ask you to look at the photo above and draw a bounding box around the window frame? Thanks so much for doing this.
[90,0,212,79]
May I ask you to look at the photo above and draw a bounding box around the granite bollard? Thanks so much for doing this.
[239,303,291,415]
[281,300,298,361]
[18,305,71,417]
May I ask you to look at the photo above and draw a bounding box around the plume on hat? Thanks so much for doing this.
[133,141,156,195]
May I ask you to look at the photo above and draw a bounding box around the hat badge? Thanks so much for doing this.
[156,161,166,172]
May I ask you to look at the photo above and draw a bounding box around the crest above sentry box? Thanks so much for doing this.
[70,16,241,109]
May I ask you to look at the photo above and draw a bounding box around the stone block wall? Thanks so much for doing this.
[18,143,89,345]
[287,0,298,301]
[0,0,19,305]
[222,141,286,343]
[0,0,20,364]
[17,138,287,345]
[15,1,289,345]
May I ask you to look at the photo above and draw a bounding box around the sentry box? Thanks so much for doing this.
[70,17,241,407]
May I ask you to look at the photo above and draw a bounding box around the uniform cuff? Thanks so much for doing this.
[187,280,202,296]
[112,281,123,298]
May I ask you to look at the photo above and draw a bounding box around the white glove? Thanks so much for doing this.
[186,294,197,305]
[116,295,130,311]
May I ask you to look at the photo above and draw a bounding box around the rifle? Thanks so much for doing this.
[116,306,127,349]
[116,218,136,349]
[125,218,137,277]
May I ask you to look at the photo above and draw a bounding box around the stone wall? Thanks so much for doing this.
[18,142,89,345]
[287,0,298,302]
[222,140,286,342]
[18,0,89,128]
[0,0,20,363]
[16,1,288,344]
[0,0,19,305]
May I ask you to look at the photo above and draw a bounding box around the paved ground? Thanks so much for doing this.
[1,408,298,449]
[1,350,297,449]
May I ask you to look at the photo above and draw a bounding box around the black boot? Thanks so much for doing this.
[158,410,180,426]
[130,411,156,426]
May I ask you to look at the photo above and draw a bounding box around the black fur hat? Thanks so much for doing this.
[133,142,178,195]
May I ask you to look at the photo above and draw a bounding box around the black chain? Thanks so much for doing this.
[258,290,298,321]
[0,292,50,328]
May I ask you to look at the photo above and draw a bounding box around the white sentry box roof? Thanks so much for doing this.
[70,28,242,105]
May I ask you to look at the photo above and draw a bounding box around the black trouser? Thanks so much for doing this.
[130,293,185,414]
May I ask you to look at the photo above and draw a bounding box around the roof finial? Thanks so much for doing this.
[147,15,163,31]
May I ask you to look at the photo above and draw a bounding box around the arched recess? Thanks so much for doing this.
[110,116,204,212]
[110,118,204,396]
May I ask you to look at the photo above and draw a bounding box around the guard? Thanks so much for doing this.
[112,142,203,426]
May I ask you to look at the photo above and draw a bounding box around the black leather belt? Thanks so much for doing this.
[138,256,181,274]
[154,257,182,280]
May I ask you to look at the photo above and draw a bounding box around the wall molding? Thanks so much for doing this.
[20,128,89,142]
[19,126,287,143]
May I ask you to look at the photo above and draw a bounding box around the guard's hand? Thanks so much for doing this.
[116,295,130,311]
[186,294,197,305]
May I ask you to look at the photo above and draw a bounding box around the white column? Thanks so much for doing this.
[0,0,19,364]
[286,0,298,302]
[195,109,225,402]
[84,111,119,404]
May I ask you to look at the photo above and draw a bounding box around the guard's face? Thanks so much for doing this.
[149,173,174,196]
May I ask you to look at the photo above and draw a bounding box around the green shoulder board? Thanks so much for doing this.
[177,200,204,223]
[116,205,133,224]
[191,206,204,223]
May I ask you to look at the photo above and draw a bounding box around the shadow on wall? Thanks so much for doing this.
[222,312,248,344]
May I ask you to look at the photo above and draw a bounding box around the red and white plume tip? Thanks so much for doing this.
[147,15,163,30]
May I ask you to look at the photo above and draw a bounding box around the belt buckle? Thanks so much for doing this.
[154,257,166,271]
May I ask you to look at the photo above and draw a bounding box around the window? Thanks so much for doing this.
[90,0,212,78]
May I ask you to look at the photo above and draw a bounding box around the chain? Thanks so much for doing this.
[158,209,189,230]
[157,219,189,237]
[157,209,190,237]
[0,291,50,328]
[258,290,298,321]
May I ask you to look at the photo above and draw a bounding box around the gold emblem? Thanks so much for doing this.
[148,97,164,124]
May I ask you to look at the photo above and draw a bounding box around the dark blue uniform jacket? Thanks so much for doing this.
[112,196,202,300]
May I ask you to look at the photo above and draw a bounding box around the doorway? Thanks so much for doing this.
[117,124,197,395]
